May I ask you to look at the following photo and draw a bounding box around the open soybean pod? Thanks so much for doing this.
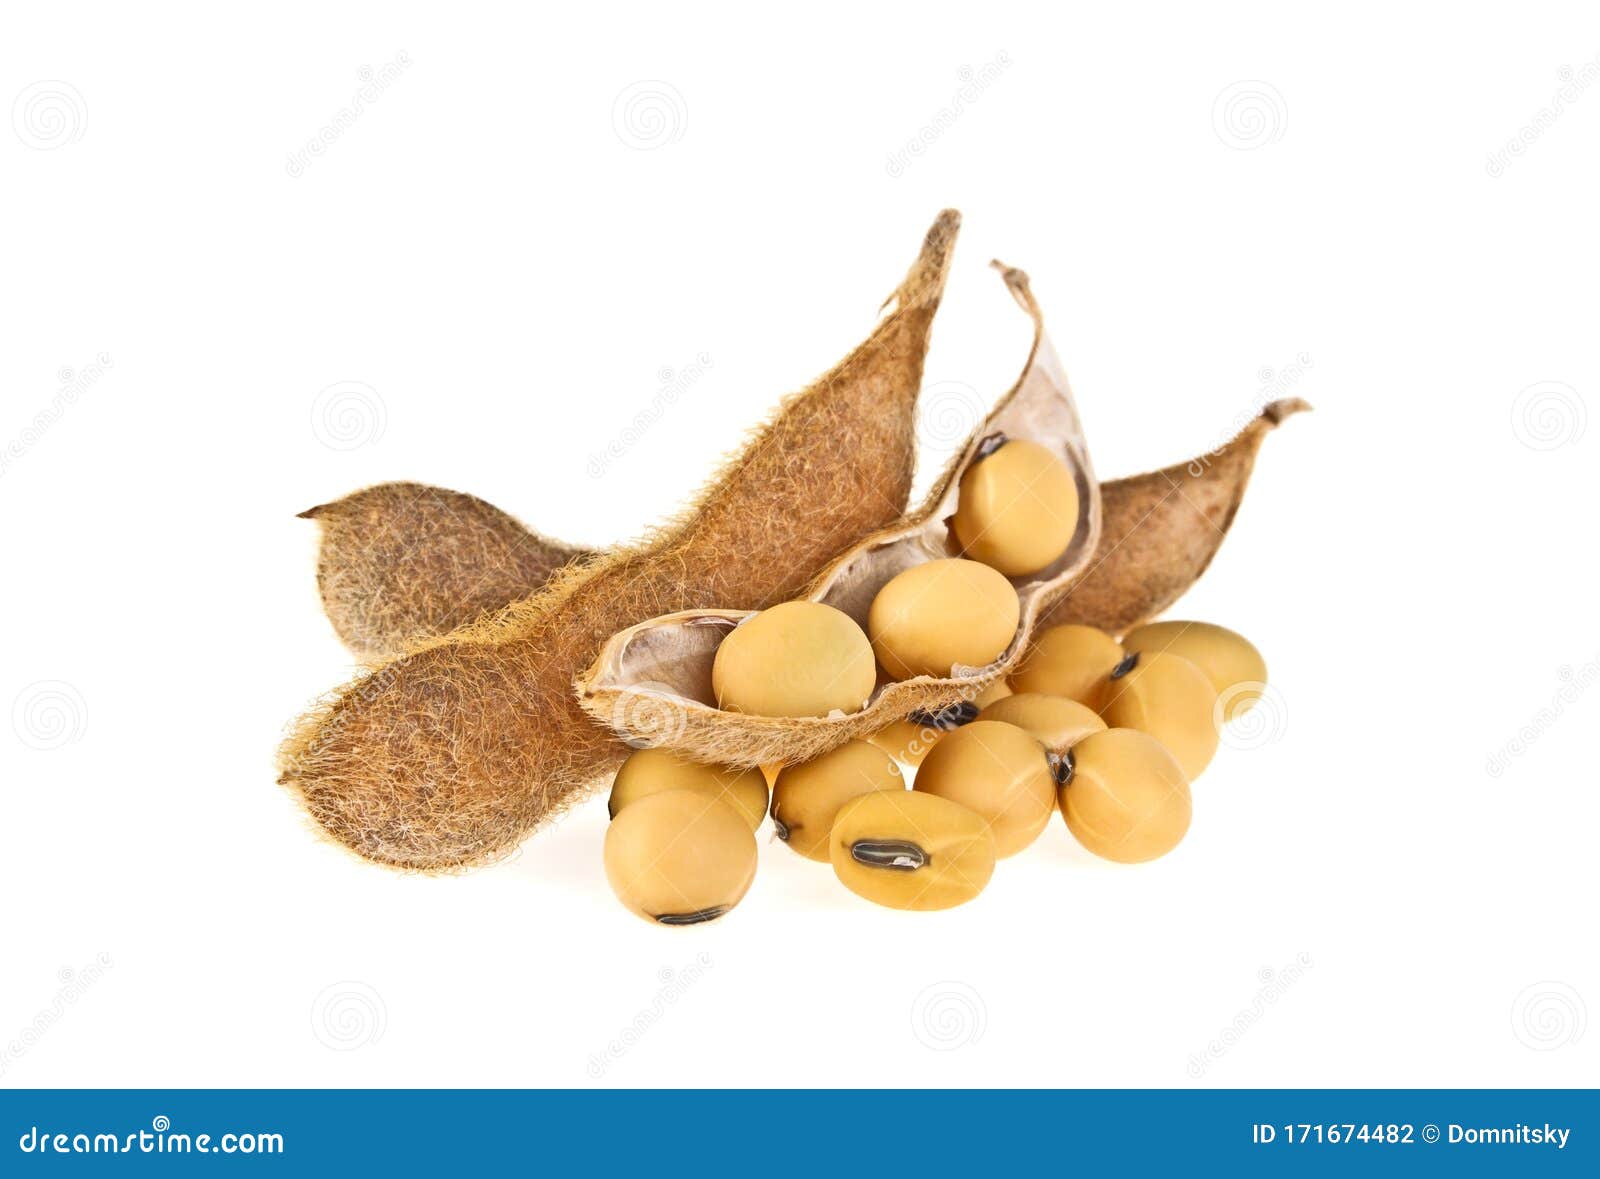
[302,397,1307,663]
[279,210,963,872]
[576,264,1103,769]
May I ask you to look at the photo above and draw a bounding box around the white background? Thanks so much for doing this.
[2,2,1596,1089]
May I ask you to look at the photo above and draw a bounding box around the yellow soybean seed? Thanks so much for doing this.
[830,790,995,911]
[913,720,1056,858]
[1009,623,1125,704]
[867,559,1021,681]
[603,790,757,925]
[609,747,769,831]
[1121,620,1267,722]
[868,679,1011,766]
[770,740,904,861]
[1058,728,1191,863]
[1095,650,1219,780]
[976,693,1106,756]
[975,680,1015,708]
[951,437,1080,576]
[712,600,876,718]
[868,718,938,767]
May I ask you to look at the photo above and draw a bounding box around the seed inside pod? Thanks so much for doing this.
[1095,650,1219,781]
[279,210,962,871]
[1120,620,1266,722]
[297,404,1304,661]
[868,558,1021,681]
[1010,623,1125,705]
[951,438,1079,576]
[830,790,995,911]
[609,747,769,831]
[913,719,1056,857]
[769,740,903,861]
[576,264,1103,773]
[603,790,757,925]
[1058,727,1191,863]
[712,600,876,719]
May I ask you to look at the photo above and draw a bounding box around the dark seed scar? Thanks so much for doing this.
[654,907,729,926]
[907,700,980,731]
[850,840,929,871]
[1048,748,1075,787]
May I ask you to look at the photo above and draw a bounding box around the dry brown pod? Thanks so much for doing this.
[1038,398,1311,636]
[576,264,1102,769]
[302,404,1307,661]
[300,482,592,661]
[278,210,963,870]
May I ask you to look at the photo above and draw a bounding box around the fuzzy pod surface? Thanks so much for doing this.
[279,211,962,871]
[301,483,592,661]
[575,265,1103,768]
[1037,398,1310,637]
[299,412,1308,665]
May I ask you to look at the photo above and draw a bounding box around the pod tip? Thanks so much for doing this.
[1262,397,1313,425]
[296,504,328,520]
[886,210,962,314]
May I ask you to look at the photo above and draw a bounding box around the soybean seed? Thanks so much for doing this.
[951,438,1079,576]
[976,692,1106,755]
[1121,620,1266,722]
[770,740,904,861]
[609,747,769,831]
[867,559,1020,681]
[830,790,995,911]
[1009,623,1125,704]
[913,719,1056,858]
[603,790,757,925]
[1058,728,1191,863]
[1094,650,1219,780]
[712,600,876,718]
